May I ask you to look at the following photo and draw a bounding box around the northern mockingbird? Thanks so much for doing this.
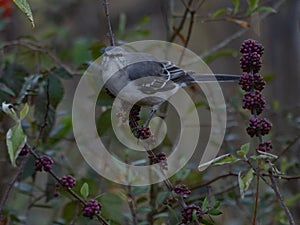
[101,46,240,136]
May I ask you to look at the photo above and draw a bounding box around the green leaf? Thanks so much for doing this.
[13,0,35,27]
[232,0,240,14]
[20,103,29,120]
[156,191,170,204]
[89,42,106,60]
[203,49,238,64]
[252,6,277,13]
[236,142,250,157]
[80,182,89,199]
[209,208,222,216]
[201,196,209,211]
[238,169,254,199]
[136,205,152,214]
[48,75,64,109]
[211,8,227,19]
[98,193,123,224]
[0,82,16,96]
[213,201,220,209]
[51,67,73,79]
[62,201,77,223]
[247,0,259,12]
[6,123,27,167]
[132,186,149,195]
[211,154,239,166]
[97,108,112,136]
[166,205,179,222]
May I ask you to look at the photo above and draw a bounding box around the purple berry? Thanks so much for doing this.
[240,39,264,73]
[247,117,272,137]
[256,141,272,152]
[149,152,168,170]
[242,90,266,115]
[181,205,203,224]
[239,72,265,91]
[82,199,101,219]
[35,155,54,172]
[19,144,30,156]
[60,175,76,188]
[173,184,191,197]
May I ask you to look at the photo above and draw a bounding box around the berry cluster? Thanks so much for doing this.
[82,199,101,219]
[242,90,266,115]
[239,72,265,91]
[60,175,76,188]
[247,117,272,137]
[35,155,54,172]
[149,152,168,170]
[240,39,264,73]
[239,39,272,152]
[256,141,273,152]
[181,205,203,224]
[173,184,191,198]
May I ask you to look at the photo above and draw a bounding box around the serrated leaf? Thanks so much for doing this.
[132,186,149,195]
[20,103,29,120]
[203,49,238,64]
[236,142,250,157]
[137,205,152,214]
[62,201,77,223]
[13,0,35,27]
[232,0,240,14]
[6,123,27,167]
[80,182,89,199]
[238,169,254,199]
[211,8,227,19]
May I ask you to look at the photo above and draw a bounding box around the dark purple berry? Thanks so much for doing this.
[35,155,54,172]
[60,175,76,188]
[19,144,30,156]
[149,152,168,170]
[242,90,266,115]
[246,117,272,137]
[181,205,203,224]
[173,184,191,197]
[257,141,272,152]
[82,199,101,219]
[240,39,264,73]
[239,72,265,91]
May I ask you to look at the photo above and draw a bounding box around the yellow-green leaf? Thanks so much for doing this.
[6,123,27,167]
[80,182,89,199]
[20,103,29,120]
[13,0,35,27]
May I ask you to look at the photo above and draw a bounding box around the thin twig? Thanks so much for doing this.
[1,39,79,76]
[102,0,115,46]
[268,169,295,225]
[0,154,30,218]
[169,0,194,42]
[199,0,286,59]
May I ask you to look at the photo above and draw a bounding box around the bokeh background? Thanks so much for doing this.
[0,0,299,224]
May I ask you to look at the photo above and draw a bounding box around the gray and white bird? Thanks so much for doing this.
[101,46,240,128]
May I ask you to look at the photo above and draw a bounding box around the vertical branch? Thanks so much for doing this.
[269,169,295,225]
[102,0,115,46]
[169,0,193,42]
